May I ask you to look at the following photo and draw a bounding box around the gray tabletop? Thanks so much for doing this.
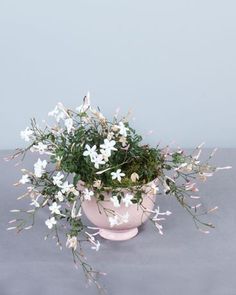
[0,149,235,295]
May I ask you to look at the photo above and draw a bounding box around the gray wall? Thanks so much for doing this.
[0,0,236,149]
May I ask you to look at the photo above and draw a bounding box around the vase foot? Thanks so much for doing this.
[99,228,138,241]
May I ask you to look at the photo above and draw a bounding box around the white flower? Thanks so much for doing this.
[149,183,159,195]
[30,199,40,208]
[111,169,125,182]
[91,240,100,251]
[108,215,119,227]
[55,191,64,202]
[107,132,114,140]
[76,92,90,113]
[48,103,66,122]
[110,195,120,208]
[49,202,61,215]
[34,159,47,178]
[45,217,57,229]
[100,149,110,162]
[65,118,74,133]
[122,194,133,207]
[19,174,30,184]
[32,142,48,154]
[66,235,77,250]
[119,136,127,147]
[20,127,33,142]
[100,139,117,156]
[83,144,97,161]
[53,172,64,187]
[116,122,129,137]
[93,154,105,169]
[60,181,74,194]
[83,188,94,201]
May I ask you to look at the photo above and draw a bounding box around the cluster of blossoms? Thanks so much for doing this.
[7,93,231,292]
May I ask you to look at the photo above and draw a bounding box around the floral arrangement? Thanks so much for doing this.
[7,93,231,292]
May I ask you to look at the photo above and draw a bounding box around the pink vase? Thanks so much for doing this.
[81,188,156,241]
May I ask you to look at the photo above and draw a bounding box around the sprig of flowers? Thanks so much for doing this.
[7,93,231,292]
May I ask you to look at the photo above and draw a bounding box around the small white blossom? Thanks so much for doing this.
[100,149,110,162]
[122,194,133,207]
[66,235,78,250]
[110,195,120,208]
[60,181,74,194]
[19,174,30,184]
[119,136,127,147]
[65,118,74,133]
[93,154,105,169]
[45,217,57,229]
[34,159,47,178]
[111,169,125,182]
[30,199,40,208]
[83,144,97,161]
[116,122,129,137]
[55,191,64,202]
[20,127,33,142]
[49,202,61,215]
[91,240,100,251]
[32,142,48,154]
[83,188,94,201]
[107,132,114,140]
[100,139,117,156]
[48,103,66,122]
[53,172,64,187]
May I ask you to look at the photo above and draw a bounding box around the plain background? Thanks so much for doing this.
[0,0,236,149]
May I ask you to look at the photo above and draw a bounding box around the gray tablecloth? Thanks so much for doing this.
[0,149,235,295]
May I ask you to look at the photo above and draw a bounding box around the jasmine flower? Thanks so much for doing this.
[83,144,97,161]
[65,118,74,133]
[34,159,47,178]
[48,103,66,122]
[20,127,33,142]
[100,139,117,156]
[53,172,64,187]
[116,122,129,137]
[93,154,105,169]
[60,181,74,194]
[32,142,48,154]
[45,217,57,229]
[19,174,30,184]
[49,202,61,215]
[111,169,125,182]
[66,235,77,250]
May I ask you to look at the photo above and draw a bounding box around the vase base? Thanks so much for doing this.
[99,227,138,241]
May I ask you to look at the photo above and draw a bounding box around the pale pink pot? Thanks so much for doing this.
[81,189,156,241]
